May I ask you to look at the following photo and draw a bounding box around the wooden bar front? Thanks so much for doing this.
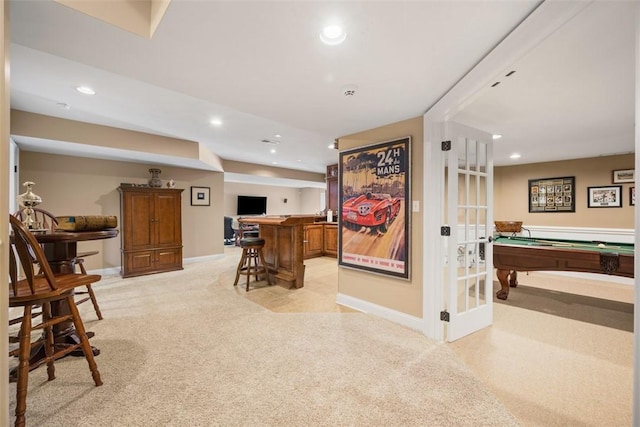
[238,216,316,288]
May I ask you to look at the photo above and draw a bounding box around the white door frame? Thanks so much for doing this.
[421,0,592,341]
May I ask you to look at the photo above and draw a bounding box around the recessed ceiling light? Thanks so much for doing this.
[320,24,346,45]
[270,148,276,154]
[274,134,281,138]
[76,86,95,95]
[492,134,502,140]
[272,161,278,165]
[510,153,521,159]
[210,118,223,127]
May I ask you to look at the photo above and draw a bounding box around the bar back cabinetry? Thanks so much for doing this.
[327,164,339,213]
[323,224,338,257]
[303,224,324,259]
[119,186,184,278]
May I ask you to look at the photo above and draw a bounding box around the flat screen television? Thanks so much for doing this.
[237,195,267,216]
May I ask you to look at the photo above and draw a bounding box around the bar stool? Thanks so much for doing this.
[233,237,271,291]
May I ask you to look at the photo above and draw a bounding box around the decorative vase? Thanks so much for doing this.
[16,181,43,229]
[148,168,162,187]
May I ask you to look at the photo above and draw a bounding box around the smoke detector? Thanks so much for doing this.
[341,84,358,97]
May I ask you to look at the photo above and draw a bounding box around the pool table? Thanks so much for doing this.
[492,235,634,300]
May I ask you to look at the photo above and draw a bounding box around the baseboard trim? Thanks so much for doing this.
[92,254,225,276]
[184,254,225,264]
[336,293,423,332]
[531,270,634,285]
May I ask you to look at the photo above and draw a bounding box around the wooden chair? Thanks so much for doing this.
[8,215,103,427]
[12,207,58,230]
[13,208,104,320]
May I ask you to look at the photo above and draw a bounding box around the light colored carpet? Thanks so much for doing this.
[8,256,521,427]
[450,272,634,427]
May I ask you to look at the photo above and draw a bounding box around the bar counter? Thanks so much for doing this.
[238,215,318,288]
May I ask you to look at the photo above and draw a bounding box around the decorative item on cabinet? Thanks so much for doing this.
[148,168,163,187]
[118,186,184,278]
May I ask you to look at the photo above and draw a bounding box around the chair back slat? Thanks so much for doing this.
[9,243,18,296]
[9,215,57,295]
[13,207,59,230]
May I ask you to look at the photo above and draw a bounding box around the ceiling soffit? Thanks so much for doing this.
[54,0,171,39]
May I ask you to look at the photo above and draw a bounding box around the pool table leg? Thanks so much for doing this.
[496,269,518,300]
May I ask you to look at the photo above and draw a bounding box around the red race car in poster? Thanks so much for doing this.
[342,192,401,234]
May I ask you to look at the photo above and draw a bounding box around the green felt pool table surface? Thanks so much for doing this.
[493,235,634,254]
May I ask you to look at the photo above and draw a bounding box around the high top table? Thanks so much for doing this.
[15,228,118,369]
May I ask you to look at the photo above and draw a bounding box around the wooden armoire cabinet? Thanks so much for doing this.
[118,186,184,278]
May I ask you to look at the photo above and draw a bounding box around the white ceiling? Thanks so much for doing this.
[7,1,636,183]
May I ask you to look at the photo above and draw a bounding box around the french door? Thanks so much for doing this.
[444,122,494,341]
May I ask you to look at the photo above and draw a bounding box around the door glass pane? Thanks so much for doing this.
[479,175,487,205]
[458,208,467,238]
[458,172,467,206]
[469,174,477,205]
[467,139,477,171]
[477,141,487,172]
[469,276,479,310]
[468,209,477,229]
[458,137,468,169]
[477,275,486,306]
[456,278,467,314]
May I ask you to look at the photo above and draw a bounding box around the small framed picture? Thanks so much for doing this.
[190,186,210,206]
[630,187,635,206]
[587,185,622,208]
[612,169,634,184]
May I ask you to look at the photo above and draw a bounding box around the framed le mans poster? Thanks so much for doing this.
[338,137,410,279]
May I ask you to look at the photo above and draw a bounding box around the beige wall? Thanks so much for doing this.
[337,117,424,318]
[223,182,323,217]
[19,151,225,271]
[12,112,331,273]
[495,154,634,228]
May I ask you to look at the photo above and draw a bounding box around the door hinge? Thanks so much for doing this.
[441,140,451,151]
[440,226,450,236]
[440,310,450,322]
